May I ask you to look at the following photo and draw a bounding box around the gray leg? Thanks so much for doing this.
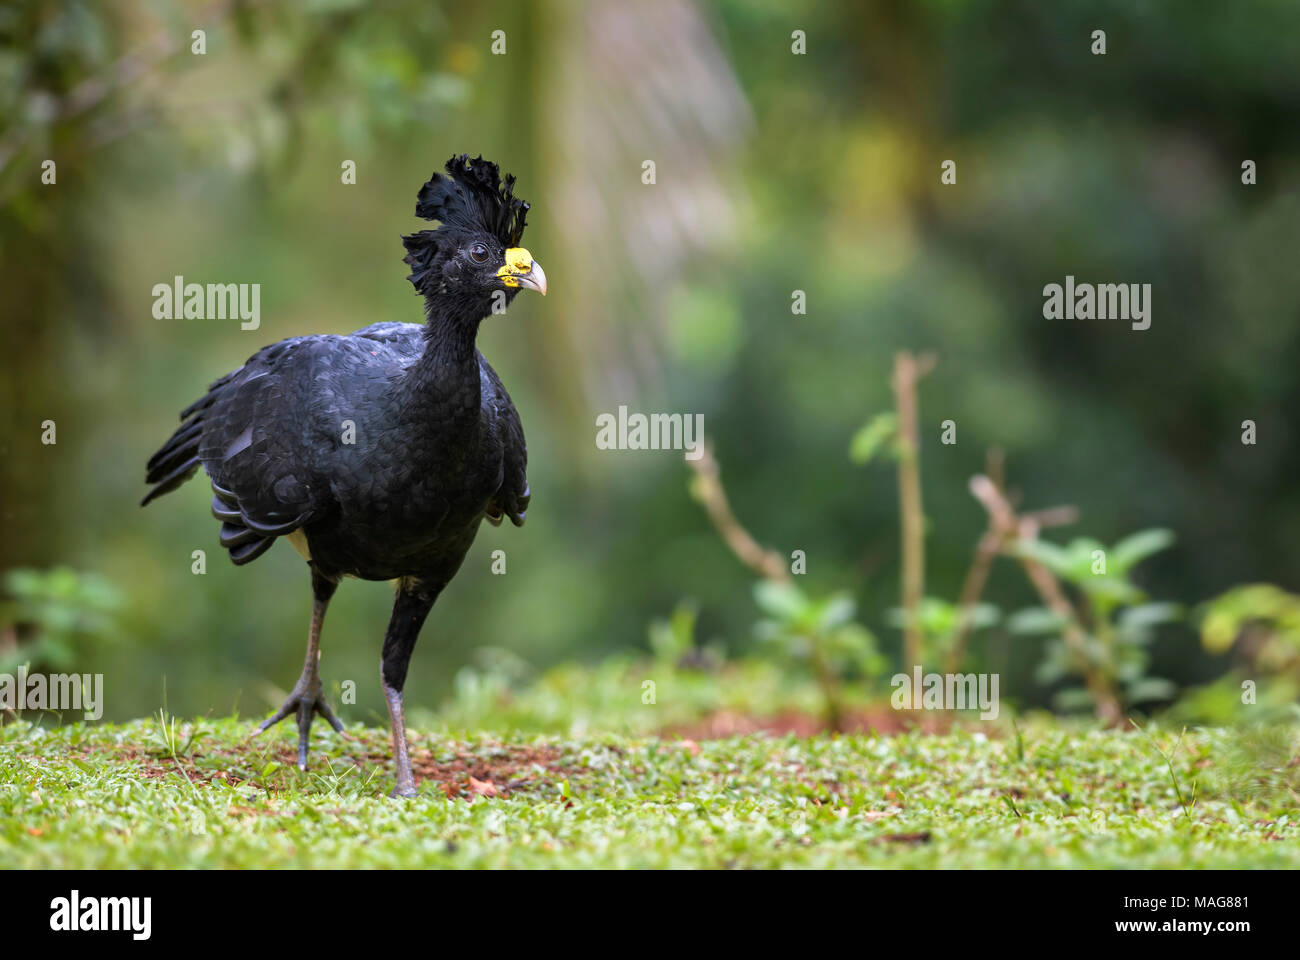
[383,681,417,798]
[381,578,437,798]
[255,568,344,770]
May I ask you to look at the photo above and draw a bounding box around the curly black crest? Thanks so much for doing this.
[415,154,529,247]
[402,154,530,296]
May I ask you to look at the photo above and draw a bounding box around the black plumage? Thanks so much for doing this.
[142,155,546,796]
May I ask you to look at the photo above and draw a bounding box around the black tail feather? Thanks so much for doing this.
[210,494,241,523]
[142,370,238,507]
[140,456,200,506]
[229,536,275,565]
[219,522,262,549]
[144,367,298,568]
[145,420,203,473]
[209,471,298,564]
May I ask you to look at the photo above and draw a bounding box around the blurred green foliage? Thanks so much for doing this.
[1013,529,1180,711]
[887,596,999,668]
[848,411,900,465]
[1201,583,1300,672]
[0,567,121,673]
[753,580,885,729]
[1170,583,1300,724]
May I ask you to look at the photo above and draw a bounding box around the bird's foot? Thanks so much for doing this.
[255,674,344,770]
[389,783,419,800]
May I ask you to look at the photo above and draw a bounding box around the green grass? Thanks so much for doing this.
[2,715,1297,868]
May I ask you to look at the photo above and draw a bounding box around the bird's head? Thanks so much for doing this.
[402,154,546,324]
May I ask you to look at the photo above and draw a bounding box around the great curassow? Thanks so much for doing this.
[141,155,544,797]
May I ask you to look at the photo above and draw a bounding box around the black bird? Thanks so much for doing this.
[142,155,544,797]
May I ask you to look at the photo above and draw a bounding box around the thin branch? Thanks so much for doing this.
[946,452,1078,672]
[891,351,935,669]
[946,531,1001,673]
[688,443,853,729]
[686,442,789,584]
[967,473,1123,726]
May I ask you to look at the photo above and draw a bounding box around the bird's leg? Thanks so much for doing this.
[383,683,416,799]
[380,578,438,798]
[256,567,344,770]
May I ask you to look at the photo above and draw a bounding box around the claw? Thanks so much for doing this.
[316,696,345,734]
[255,680,344,770]
[256,698,296,733]
[296,701,313,770]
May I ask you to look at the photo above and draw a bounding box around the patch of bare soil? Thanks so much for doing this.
[88,738,576,799]
[402,743,568,799]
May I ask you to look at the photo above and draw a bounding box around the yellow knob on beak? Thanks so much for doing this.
[497,247,547,296]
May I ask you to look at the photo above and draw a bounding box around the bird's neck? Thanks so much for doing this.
[402,306,484,430]
[420,310,482,369]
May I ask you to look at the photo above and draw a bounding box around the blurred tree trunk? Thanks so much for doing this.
[537,0,752,470]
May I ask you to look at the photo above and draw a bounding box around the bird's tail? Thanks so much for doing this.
[141,370,236,507]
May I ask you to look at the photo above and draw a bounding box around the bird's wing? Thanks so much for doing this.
[479,353,530,527]
[195,336,347,563]
[350,321,425,353]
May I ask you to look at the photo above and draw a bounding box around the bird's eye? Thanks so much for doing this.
[469,243,489,263]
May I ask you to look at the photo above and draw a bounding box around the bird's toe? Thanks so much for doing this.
[255,682,343,772]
